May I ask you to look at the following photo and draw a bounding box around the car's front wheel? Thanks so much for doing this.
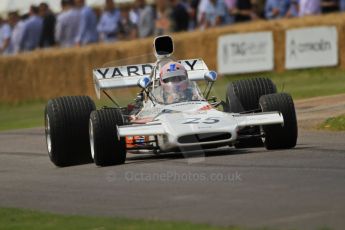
[259,93,298,150]
[225,78,277,148]
[89,109,126,166]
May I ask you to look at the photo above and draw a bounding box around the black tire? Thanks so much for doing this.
[259,93,298,150]
[89,109,126,166]
[225,77,277,113]
[45,96,96,167]
[225,78,277,148]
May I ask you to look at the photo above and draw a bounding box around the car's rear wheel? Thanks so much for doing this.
[89,109,126,166]
[225,78,277,148]
[45,96,95,167]
[259,93,298,149]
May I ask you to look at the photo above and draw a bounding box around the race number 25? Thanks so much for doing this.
[182,117,220,124]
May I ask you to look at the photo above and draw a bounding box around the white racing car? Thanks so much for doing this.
[45,35,298,167]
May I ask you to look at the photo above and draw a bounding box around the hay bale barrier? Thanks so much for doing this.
[1,13,345,103]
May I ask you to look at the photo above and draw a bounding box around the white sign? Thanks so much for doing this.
[285,26,338,69]
[217,31,274,74]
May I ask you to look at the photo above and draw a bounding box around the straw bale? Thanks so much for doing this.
[1,14,345,103]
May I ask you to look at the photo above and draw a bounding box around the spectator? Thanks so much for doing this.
[321,0,339,13]
[5,12,20,54]
[286,0,299,17]
[9,13,26,54]
[171,0,190,32]
[341,0,345,11]
[198,0,228,29]
[217,0,232,25]
[39,2,56,48]
[232,0,255,22]
[129,5,140,25]
[299,0,321,16]
[339,0,345,12]
[265,0,291,19]
[97,0,121,42]
[197,0,207,25]
[0,16,12,54]
[19,6,43,52]
[55,0,80,48]
[223,0,236,24]
[118,5,137,40]
[136,0,155,38]
[154,0,172,35]
[3,0,345,56]
[75,0,99,46]
[252,0,266,18]
[190,0,200,29]
[93,7,103,20]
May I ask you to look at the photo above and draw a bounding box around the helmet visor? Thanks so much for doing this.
[163,75,187,83]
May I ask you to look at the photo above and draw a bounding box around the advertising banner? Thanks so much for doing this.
[285,26,338,69]
[217,32,274,74]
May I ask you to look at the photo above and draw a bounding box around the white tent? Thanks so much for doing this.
[0,0,132,17]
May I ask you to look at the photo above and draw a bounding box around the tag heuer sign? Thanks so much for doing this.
[217,31,274,74]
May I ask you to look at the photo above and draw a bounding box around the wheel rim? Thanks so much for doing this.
[45,114,52,156]
[89,119,95,160]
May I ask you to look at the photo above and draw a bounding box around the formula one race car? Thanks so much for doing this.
[45,35,298,167]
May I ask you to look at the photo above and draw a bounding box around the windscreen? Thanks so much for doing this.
[152,81,205,105]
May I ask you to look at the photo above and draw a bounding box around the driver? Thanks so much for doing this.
[159,61,193,104]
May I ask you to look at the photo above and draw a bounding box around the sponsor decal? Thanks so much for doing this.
[169,63,176,71]
[285,26,338,69]
[95,59,200,79]
[218,32,274,74]
[182,117,220,125]
[170,101,203,107]
[289,39,332,58]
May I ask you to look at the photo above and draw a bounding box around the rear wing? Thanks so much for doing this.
[93,58,209,98]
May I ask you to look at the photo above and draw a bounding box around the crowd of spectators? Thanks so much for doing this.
[1,0,345,55]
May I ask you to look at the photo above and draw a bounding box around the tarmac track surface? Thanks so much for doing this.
[0,94,345,230]
[0,128,344,230]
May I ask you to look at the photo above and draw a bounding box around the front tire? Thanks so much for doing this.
[259,93,298,150]
[89,109,126,166]
[225,77,277,113]
[45,96,96,167]
[225,78,277,148]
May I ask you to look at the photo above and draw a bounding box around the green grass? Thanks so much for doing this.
[0,67,345,131]
[0,207,246,230]
[319,114,345,131]
[0,207,334,230]
[0,101,46,131]
[0,99,118,131]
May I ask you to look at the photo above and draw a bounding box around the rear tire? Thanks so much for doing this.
[89,109,126,166]
[259,93,298,149]
[225,78,277,148]
[45,96,96,167]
